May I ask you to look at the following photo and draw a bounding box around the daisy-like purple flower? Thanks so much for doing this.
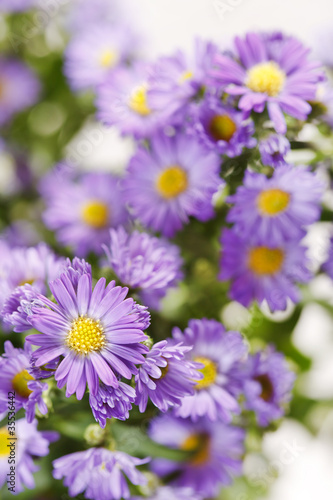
[243,346,295,426]
[135,340,200,413]
[211,32,324,133]
[0,341,48,423]
[188,96,256,157]
[27,270,149,400]
[149,414,245,498]
[103,227,183,309]
[41,168,128,257]
[0,418,58,494]
[259,134,290,167]
[0,59,40,126]
[123,131,221,237]
[89,381,136,427]
[53,447,149,500]
[132,486,201,500]
[172,319,248,422]
[64,24,136,91]
[227,165,324,244]
[219,228,312,311]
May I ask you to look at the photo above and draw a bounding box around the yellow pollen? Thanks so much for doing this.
[19,278,35,286]
[254,374,274,402]
[99,49,118,68]
[66,316,106,355]
[208,114,237,142]
[0,427,10,458]
[248,247,284,275]
[128,85,151,116]
[257,188,290,216]
[179,70,193,84]
[194,357,217,390]
[156,166,188,199]
[12,369,34,398]
[181,432,211,466]
[246,61,286,97]
[82,201,109,229]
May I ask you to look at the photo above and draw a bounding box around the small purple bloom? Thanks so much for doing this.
[149,414,245,498]
[53,447,149,500]
[219,228,312,311]
[103,227,183,309]
[243,346,295,426]
[227,165,324,244]
[123,131,221,237]
[259,134,290,167]
[135,340,199,413]
[89,381,136,427]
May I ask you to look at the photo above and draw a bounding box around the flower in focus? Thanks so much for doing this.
[135,340,200,413]
[123,131,221,237]
[211,32,324,133]
[219,228,312,310]
[41,168,128,257]
[103,227,183,309]
[243,346,295,426]
[172,318,248,422]
[53,447,149,500]
[149,414,245,498]
[89,381,136,427]
[259,134,290,167]
[227,165,324,244]
[0,59,40,126]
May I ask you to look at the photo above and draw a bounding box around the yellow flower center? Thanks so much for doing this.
[128,85,151,116]
[257,188,290,216]
[181,432,211,466]
[179,70,193,84]
[194,356,217,390]
[156,166,188,199]
[19,278,35,286]
[99,49,118,69]
[254,374,274,402]
[0,427,10,458]
[66,316,106,355]
[82,201,109,229]
[12,369,34,398]
[248,247,284,275]
[208,114,237,142]
[246,61,286,97]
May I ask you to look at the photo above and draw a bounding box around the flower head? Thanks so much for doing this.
[259,134,290,167]
[89,381,136,427]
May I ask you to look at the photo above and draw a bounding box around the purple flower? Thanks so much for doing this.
[41,169,128,257]
[259,134,290,167]
[123,131,221,237]
[149,414,245,498]
[219,228,312,311]
[0,341,48,422]
[322,236,333,279]
[211,32,324,133]
[64,24,136,91]
[89,381,136,427]
[0,418,58,494]
[0,59,40,126]
[135,340,199,413]
[227,165,324,244]
[0,0,35,12]
[103,227,183,309]
[132,486,201,500]
[243,346,295,426]
[172,319,248,422]
[187,96,256,157]
[27,270,149,400]
[53,447,149,500]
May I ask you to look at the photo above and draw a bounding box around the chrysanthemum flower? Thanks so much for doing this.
[259,134,290,167]
[89,381,136,427]
[227,165,324,244]
[172,319,248,422]
[149,414,245,498]
[187,96,256,157]
[243,346,295,426]
[0,418,58,494]
[41,169,128,257]
[53,447,149,500]
[132,486,201,500]
[0,59,40,126]
[211,32,324,133]
[27,271,149,400]
[219,228,312,311]
[0,341,48,423]
[135,340,200,413]
[64,24,136,91]
[103,227,183,309]
[123,131,221,237]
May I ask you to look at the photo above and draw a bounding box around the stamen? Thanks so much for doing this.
[257,188,290,216]
[156,166,188,199]
[248,247,284,275]
[246,61,286,97]
[194,356,217,390]
[66,316,106,355]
